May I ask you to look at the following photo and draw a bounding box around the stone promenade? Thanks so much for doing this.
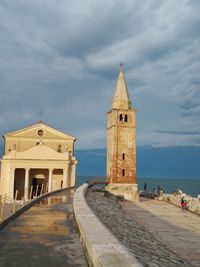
[87,190,200,267]
[0,190,88,267]
[122,197,200,266]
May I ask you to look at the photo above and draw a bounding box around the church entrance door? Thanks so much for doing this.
[31,177,44,197]
[29,169,48,197]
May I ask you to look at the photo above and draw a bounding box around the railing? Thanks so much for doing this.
[0,184,48,223]
[87,179,108,188]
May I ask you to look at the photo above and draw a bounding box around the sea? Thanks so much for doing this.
[76,176,200,197]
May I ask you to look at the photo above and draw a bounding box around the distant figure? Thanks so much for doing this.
[160,186,163,195]
[157,185,160,193]
[181,197,186,209]
[157,185,161,196]
[144,183,147,192]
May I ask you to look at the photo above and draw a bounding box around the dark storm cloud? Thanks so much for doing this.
[0,0,199,148]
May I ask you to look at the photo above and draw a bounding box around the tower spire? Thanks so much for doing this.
[112,64,132,109]
[106,66,138,201]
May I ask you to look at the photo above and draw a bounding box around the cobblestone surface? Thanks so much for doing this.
[121,197,200,266]
[86,190,195,267]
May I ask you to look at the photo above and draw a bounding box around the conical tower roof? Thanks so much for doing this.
[112,65,132,109]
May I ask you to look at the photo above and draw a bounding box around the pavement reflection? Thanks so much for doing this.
[0,189,88,267]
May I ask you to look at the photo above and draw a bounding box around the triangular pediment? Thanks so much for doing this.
[4,122,75,141]
[3,143,69,160]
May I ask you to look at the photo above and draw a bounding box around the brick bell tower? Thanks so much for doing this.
[106,65,139,201]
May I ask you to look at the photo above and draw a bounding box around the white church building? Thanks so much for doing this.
[0,121,77,200]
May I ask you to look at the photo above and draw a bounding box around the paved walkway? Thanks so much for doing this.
[0,189,88,267]
[121,198,200,266]
[87,191,199,267]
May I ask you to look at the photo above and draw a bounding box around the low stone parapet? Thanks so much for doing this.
[73,183,143,267]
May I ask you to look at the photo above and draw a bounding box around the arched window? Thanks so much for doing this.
[119,114,123,121]
[124,114,128,122]
[122,153,125,160]
[122,169,125,176]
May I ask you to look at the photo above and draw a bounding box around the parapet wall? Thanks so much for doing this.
[73,183,143,267]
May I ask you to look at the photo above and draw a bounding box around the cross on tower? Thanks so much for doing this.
[119,62,124,71]
[39,111,45,122]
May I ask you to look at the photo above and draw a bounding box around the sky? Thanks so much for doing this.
[0,0,199,149]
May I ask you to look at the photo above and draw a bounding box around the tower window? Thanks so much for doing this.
[122,153,125,160]
[119,114,123,121]
[124,114,128,122]
[122,169,125,176]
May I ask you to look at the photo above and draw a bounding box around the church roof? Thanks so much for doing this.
[3,121,76,141]
[112,65,132,109]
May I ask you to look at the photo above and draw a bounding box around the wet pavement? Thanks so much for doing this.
[0,189,88,267]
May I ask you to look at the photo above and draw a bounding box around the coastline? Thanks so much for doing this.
[76,176,200,197]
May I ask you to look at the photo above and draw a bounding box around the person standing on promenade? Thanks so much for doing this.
[144,183,147,192]
[160,186,163,196]
[181,197,186,209]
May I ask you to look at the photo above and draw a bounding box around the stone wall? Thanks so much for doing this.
[107,109,136,184]
[73,184,143,267]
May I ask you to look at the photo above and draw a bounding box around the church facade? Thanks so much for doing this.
[106,66,139,201]
[0,121,77,200]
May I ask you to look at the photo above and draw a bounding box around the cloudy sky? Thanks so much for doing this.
[0,0,199,149]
